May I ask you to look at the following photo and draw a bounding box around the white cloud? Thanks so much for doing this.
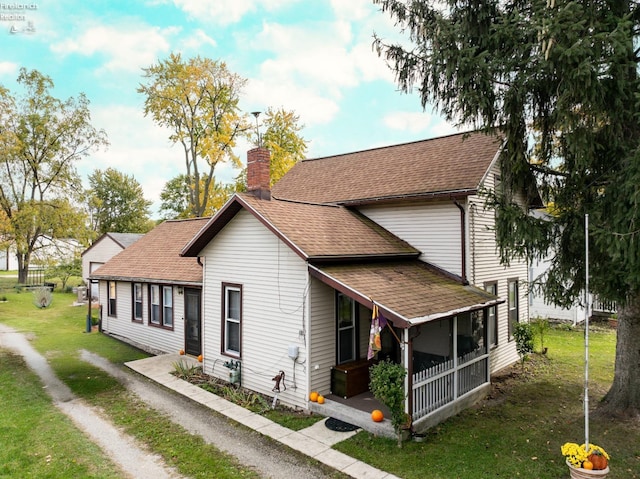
[384,111,437,134]
[172,0,297,26]
[81,104,181,216]
[0,62,18,76]
[179,29,217,51]
[243,77,339,126]
[330,0,372,22]
[383,110,459,138]
[50,23,175,73]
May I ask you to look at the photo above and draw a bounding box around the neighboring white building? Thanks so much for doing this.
[0,245,19,271]
[82,233,143,300]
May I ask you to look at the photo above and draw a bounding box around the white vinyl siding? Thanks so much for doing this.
[98,280,189,354]
[308,279,336,397]
[82,236,126,300]
[469,161,529,373]
[200,209,310,410]
[358,201,462,276]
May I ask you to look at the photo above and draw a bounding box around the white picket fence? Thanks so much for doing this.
[412,348,489,420]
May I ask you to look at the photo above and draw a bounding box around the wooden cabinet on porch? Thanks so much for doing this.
[331,358,372,398]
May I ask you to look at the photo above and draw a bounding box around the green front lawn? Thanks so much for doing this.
[335,325,638,479]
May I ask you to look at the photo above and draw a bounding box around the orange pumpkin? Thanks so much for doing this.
[371,409,384,422]
[582,460,594,470]
[317,395,325,404]
[197,354,203,362]
[309,391,319,402]
[588,453,608,470]
[179,349,185,355]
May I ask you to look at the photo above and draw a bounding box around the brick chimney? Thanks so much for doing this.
[246,147,271,200]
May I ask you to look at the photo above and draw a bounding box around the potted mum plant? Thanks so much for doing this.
[561,442,610,478]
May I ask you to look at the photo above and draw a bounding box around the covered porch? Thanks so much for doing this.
[308,261,502,436]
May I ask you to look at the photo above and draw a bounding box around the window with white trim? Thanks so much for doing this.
[150,285,160,325]
[508,279,519,339]
[484,281,498,347]
[163,286,173,327]
[133,283,143,322]
[148,284,174,329]
[223,284,241,357]
[108,281,117,317]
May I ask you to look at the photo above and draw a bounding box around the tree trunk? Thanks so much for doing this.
[601,290,640,418]
[17,254,28,284]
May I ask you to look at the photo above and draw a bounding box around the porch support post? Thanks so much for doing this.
[404,328,412,419]
[453,316,458,400]
[484,308,490,382]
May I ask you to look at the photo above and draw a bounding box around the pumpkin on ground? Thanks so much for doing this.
[317,395,325,404]
[179,349,185,355]
[588,452,608,470]
[197,354,203,362]
[371,409,384,422]
[309,391,319,402]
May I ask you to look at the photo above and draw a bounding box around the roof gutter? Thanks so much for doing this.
[307,252,420,264]
[336,189,477,207]
[407,296,505,326]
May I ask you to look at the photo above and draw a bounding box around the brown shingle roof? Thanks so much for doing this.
[91,218,209,284]
[310,262,501,327]
[182,193,419,260]
[272,131,502,204]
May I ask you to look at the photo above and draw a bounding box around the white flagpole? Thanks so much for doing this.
[584,214,590,452]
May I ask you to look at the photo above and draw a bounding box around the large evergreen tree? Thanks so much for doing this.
[373,0,640,416]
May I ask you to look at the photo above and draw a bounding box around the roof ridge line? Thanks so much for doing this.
[268,195,341,208]
[300,129,486,162]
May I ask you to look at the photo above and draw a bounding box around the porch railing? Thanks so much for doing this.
[412,348,489,421]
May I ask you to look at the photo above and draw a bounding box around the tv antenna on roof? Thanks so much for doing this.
[251,111,261,147]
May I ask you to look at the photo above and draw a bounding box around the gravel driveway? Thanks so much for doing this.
[0,323,345,479]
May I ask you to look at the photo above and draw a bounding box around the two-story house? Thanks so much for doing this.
[178,131,539,436]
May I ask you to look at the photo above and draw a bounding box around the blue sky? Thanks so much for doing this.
[0,0,457,216]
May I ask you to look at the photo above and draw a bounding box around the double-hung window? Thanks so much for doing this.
[132,283,143,322]
[149,284,174,329]
[484,281,498,347]
[108,281,117,317]
[163,286,173,327]
[508,279,519,339]
[150,285,161,325]
[223,284,241,357]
